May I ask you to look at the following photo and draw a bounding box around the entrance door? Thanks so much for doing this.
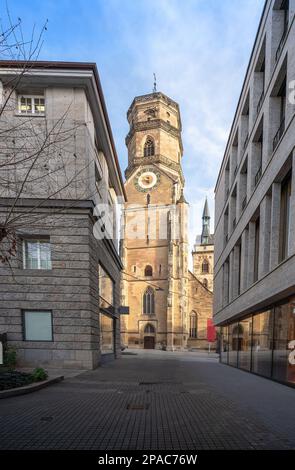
[144,336,155,350]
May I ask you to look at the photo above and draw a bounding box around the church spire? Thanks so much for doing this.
[201,198,211,245]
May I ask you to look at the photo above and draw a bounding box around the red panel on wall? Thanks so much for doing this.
[207,319,216,343]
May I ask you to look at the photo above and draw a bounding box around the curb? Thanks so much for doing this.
[0,375,64,399]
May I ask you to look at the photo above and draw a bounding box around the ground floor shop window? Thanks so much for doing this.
[221,326,229,363]
[220,298,295,386]
[100,314,114,354]
[238,318,252,371]
[273,303,295,384]
[252,309,273,378]
[228,323,238,367]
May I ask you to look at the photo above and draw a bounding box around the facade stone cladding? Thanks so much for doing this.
[0,61,126,369]
[121,92,214,351]
[214,0,295,386]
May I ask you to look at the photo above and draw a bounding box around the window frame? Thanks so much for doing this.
[144,138,155,157]
[189,312,198,339]
[22,309,54,342]
[22,238,52,270]
[202,259,209,274]
[143,287,155,315]
[18,94,46,116]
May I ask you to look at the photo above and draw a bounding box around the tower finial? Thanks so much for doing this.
[153,73,157,93]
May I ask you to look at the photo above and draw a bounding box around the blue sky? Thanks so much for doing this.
[2,0,265,247]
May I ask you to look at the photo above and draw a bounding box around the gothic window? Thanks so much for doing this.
[202,259,209,274]
[203,279,208,289]
[189,312,198,339]
[144,265,153,277]
[147,194,151,205]
[144,323,155,334]
[143,287,155,315]
[144,138,155,157]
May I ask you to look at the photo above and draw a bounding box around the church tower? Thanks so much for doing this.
[120,91,189,351]
[192,199,214,292]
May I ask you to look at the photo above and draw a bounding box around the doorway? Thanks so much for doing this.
[144,336,155,349]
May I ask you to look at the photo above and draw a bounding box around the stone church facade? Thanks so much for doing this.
[120,91,214,351]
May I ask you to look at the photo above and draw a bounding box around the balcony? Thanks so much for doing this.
[241,196,247,212]
[273,118,285,151]
[275,26,288,63]
[256,90,264,115]
[255,166,262,187]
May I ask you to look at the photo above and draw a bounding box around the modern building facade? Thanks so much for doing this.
[214,0,295,386]
[120,91,214,351]
[0,61,126,369]
[192,199,214,292]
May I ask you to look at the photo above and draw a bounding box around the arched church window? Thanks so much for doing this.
[202,259,209,274]
[189,312,198,339]
[144,323,155,334]
[144,265,153,277]
[203,279,208,289]
[144,138,155,157]
[143,287,155,315]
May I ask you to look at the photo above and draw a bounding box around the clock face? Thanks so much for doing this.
[134,168,161,192]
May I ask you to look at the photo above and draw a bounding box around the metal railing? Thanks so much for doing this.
[273,117,285,151]
[243,133,249,151]
[256,90,264,115]
[275,25,288,62]
[255,165,262,187]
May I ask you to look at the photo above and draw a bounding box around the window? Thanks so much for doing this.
[143,287,155,315]
[253,217,260,282]
[252,309,273,378]
[23,239,51,270]
[144,138,155,157]
[98,264,114,312]
[279,172,291,262]
[100,314,114,354]
[273,77,286,150]
[144,265,153,277]
[189,312,198,338]
[23,310,53,341]
[202,259,209,274]
[203,279,208,289]
[18,95,45,115]
[144,323,155,334]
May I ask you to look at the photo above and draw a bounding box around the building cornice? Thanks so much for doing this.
[127,92,179,117]
[124,154,185,184]
[125,118,183,153]
[0,60,127,201]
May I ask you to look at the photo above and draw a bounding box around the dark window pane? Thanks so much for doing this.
[252,309,273,378]
[228,323,238,367]
[221,327,229,364]
[273,301,295,384]
[238,319,252,371]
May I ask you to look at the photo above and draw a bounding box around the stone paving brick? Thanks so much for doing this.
[0,351,294,450]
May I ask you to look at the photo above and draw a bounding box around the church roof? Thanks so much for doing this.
[194,233,214,248]
[203,198,210,218]
[176,189,188,204]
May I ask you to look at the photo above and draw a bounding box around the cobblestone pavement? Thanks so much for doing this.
[0,350,294,450]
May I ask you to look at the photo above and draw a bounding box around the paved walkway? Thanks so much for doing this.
[0,350,294,450]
